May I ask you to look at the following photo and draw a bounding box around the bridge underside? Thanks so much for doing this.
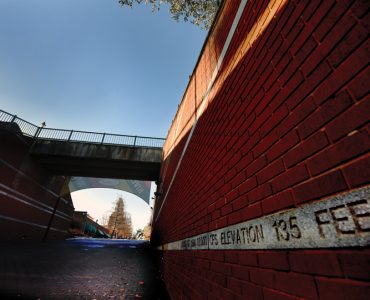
[30,140,162,181]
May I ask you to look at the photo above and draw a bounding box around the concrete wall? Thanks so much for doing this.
[152,0,370,299]
[0,129,74,241]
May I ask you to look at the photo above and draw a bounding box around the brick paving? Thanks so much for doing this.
[0,239,169,300]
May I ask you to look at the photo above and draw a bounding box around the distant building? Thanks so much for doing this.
[69,211,110,238]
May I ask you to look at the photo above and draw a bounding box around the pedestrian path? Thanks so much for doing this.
[0,238,169,299]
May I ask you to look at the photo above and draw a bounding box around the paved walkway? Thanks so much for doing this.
[0,238,169,300]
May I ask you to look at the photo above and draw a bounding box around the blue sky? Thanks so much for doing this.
[0,0,206,137]
[0,0,207,231]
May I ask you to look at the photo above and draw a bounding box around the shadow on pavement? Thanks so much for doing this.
[0,238,170,300]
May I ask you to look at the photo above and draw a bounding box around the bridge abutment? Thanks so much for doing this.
[0,128,74,241]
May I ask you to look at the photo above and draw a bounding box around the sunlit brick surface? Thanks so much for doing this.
[153,0,370,299]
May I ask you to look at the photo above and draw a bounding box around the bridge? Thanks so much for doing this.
[1,0,370,299]
[0,109,164,181]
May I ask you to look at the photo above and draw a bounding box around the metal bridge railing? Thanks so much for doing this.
[0,109,165,148]
[0,109,39,137]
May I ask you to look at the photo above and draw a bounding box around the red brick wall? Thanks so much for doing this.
[0,129,74,241]
[153,0,370,299]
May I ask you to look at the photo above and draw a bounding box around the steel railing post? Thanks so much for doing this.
[67,130,73,141]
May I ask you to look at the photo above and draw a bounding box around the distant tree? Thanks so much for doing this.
[101,212,110,227]
[143,224,152,240]
[118,0,221,30]
[107,197,133,238]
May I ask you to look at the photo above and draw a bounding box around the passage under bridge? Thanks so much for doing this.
[1,110,164,181]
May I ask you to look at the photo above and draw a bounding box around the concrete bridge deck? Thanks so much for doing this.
[30,139,163,181]
[1,110,165,181]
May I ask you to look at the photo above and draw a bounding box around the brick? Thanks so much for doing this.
[238,177,258,195]
[271,163,310,193]
[299,90,353,139]
[351,0,370,19]
[241,202,262,221]
[231,170,248,189]
[232,264,250,281]
[263,288,296,300]
[279,70,305,110]
[273,48,291,72]
[276,96,317,138]
[258,251,289,271]
[328,22,368,68]
[283,18,306,57]
[212,209,221,220]
[241,130,261,156]
[252,129,279,158]
[326,95,370,142]
[263,74,281,101]
[281,0,307,37]
[197,258,210,270]
[257,64,274,100]
[314,1,355,42]
[267,130,300,162]
[307,129,370,176]
[316,277,370,300]
[278,54,301,88]
[287,62,331,110]
[221,203,233,216]
[342,154,370,188]
[214,197,225,211]
[300,45,330,78]
[237,112,256,138]
[224,251,239,264]
[209,271,227,287]
[275,272,318,299]
[338,250,370,280]
[294,36,317,64]
[289,251,342,277]
[210,261,232,276]
[284,130,329,168]
[241,282,263,300]
[347,67,370,100]
[302,0,334,24]
[210,251,224,262]
[289,0,333,55]
[249,183,272,203]
[246,155,267,177]
[293,170,348,204]
[257,159,285,184]
[236,152,254,174]
[249,268,276,288]
[239,252,258,267]
[313,44,369,105]
[261,189,295,215]
[225,167,238,185]
[228,210,242,225]
[260,104,289,138]
[249,104,271,135]
[225,188,239,203]
[232,194,249,211]
[303,10,356,74]
[227,277,243,296]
